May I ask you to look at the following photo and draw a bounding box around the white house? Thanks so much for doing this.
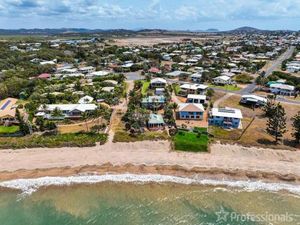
[190,73,202,83]
[209,107,243,129]
[186,94,207,104]
[79,66,95,74]
[36,104,97,120]
[180,83,208,95]
[86,71,110,78]
[213,75,233,85]
[166,71,191,78]
[240,95,267,106]
[150,78,167,88]
[270,83,295,96]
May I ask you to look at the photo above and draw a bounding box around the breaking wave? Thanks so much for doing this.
[0,174,299,196]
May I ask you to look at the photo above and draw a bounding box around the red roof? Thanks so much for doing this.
[148,67,161,73]
[37,73,51,79]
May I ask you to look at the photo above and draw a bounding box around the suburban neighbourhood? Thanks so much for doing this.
[1,0,300,223]
[0,31,300,152]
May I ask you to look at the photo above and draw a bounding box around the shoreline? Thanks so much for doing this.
[0,163,299,184]
[0,141,299,184]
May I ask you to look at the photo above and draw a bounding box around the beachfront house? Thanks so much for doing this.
[141,96,166,110]
[36,104,97,120]
[147,114,165,130]
[177,103,204,120]
[0,98,19,125]
[209,107,243,129]
[269,83,295,96]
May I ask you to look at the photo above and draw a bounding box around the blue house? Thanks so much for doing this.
[141,96,166,110]
[177,103,204,120]
[209,107,243,129]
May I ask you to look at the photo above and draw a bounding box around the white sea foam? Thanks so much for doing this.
[0,174,300,197]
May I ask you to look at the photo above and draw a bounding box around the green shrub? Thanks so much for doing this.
[0,133,108,149]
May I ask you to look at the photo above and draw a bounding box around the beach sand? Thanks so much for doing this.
[0,141,299,182]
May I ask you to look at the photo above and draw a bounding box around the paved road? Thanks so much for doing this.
[166,46,300,105]
[240,46,296,95]
[264,46,295,77]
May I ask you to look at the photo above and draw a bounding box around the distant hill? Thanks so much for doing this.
[0,28,136,36]
[0,27,296,36]
[205,28,219,33]
[229,26,262,33]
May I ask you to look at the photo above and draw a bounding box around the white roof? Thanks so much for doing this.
[211,107,243,119]
[78,95,94,104]
[166,71,191,77]
[180,83,208,90]
[102,87,115,92]
[150,78,167,84]
[39,104,97,112]
[270,83,295,91]
[191,73,202,78]
[214,75,231,81]
[89,71,110,77]
[187,94,206,100]
[79,66,95,71]
[241,95,267,103]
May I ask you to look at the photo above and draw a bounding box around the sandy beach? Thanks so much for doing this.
[0,141,299,183]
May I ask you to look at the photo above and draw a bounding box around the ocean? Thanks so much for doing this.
[0,174,299,225]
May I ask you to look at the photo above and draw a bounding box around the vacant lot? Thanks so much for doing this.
[218,94,264,118]
[173,129,208,152]
[113,36,206,46]
[216,95,300,149]
[209,84,241,91]
[57,118,106,134]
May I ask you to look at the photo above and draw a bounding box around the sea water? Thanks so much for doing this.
[0,174,299,225]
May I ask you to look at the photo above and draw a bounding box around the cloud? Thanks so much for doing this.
[1,0,300,27]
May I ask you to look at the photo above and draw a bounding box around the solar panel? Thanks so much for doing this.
[0,100,11,110]
[218,108,235,114]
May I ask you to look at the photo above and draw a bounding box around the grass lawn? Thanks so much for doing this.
[141,81,150,95]
[173,130,209,152]
[209,84,241,91]
[113,130,169,142]
[209,126,242,140]
[0,133,108,149]
[0,126,20,134]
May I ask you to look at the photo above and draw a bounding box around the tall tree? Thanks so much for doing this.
[292,111,300,144]
[266,104,287,144]
[262,95,276,117]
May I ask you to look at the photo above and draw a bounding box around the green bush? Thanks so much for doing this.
[0,133,108,149]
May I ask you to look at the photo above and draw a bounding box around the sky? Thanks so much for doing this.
[0,0,300,31]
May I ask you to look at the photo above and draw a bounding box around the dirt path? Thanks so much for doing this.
[213,93,234,107]
[107,81,134,143]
